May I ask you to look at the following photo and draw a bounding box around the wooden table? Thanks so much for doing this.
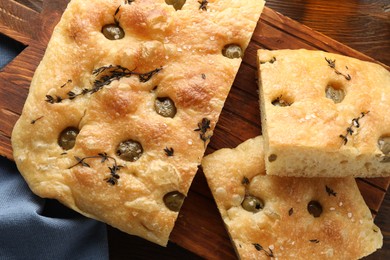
[0,0,389,259]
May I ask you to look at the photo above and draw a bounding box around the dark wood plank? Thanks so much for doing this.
[266,0,390,66]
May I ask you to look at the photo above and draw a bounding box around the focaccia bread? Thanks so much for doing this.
[202,136,383,259]
[11,0,264,246]
[257,49,390,178]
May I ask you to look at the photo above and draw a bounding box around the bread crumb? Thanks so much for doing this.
[348,212,352,218]
[330,207,335,211]
[339,202,343,207]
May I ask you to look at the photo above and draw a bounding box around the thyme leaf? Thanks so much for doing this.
[164,147,174,156]
[288,208,294,216]
[60,79,72,88]
[198,0,208,11]
[194,118,212,146]
[31,116,44,124]
[252,243,274,257]
[309,239,320,243]
[242,176,250,185]
[325,185,337,197]
[138,67,163,83]
[45,95,63,104]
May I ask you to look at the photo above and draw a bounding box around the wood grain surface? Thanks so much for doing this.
[0,0,389,259]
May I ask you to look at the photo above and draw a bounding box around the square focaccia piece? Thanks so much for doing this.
[257,49,390,178]
[202,136,383,259]
[11,0,265,246]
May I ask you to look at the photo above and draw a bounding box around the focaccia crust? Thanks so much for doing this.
[11,0,264,245]
[202,136,383,259]
[258,49,390,178]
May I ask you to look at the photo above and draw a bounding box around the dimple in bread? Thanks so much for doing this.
[11,0,265,246]
[257,49,390,178]
[202,136,383,259]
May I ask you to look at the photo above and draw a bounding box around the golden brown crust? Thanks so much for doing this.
[202,136,383,259]
[11,0,264,245]
[257,49,390,178]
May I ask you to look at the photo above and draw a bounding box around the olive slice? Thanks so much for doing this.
[58,127,79,150]
[102,24,125,40]
[307,200,323,218]
[222,44,243,59]
[378,136,390,154]
[163,191,185,212]
[268,154,277,162]
[241,195,264,213]
[325,85,345,103]
[165,0,186,10]
[116,140,143,162]
[154,97,177,118]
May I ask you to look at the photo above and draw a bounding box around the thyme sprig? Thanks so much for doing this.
[194,118,212,146]
[69,153,123,185]
[325,57,351,80]
[339,111,369,145]
[242,176,250,185]
[252,243,274,257]
[92,65,163,84]
[198,0,208,11]
[31,116,44,124]
[45,65,163,104]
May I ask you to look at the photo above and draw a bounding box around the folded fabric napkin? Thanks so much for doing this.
[1,35,109,259]
[0,156,109,259]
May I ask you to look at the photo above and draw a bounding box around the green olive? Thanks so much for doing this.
[116,140,143,162]
[378,136,390,155]
[58,127,79,150]
[222,44,243,59]
[307,200,323,218]
[102,24,125,40]
[241,195,264,213]
[325,85,345,103]
[268,154,277,162]
[154,97,177,118]
[163,191,185,212]
[165,0,186,10]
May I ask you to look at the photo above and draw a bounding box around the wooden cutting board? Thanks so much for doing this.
[1,1,389,259]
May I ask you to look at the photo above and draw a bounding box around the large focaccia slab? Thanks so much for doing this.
[202,136,383,259]
[257,49,390,178]
[11,0,264,246]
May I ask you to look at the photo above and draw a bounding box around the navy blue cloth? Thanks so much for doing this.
[0,34,109,259]
[0,157,109,260]
[0,33,24,69]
